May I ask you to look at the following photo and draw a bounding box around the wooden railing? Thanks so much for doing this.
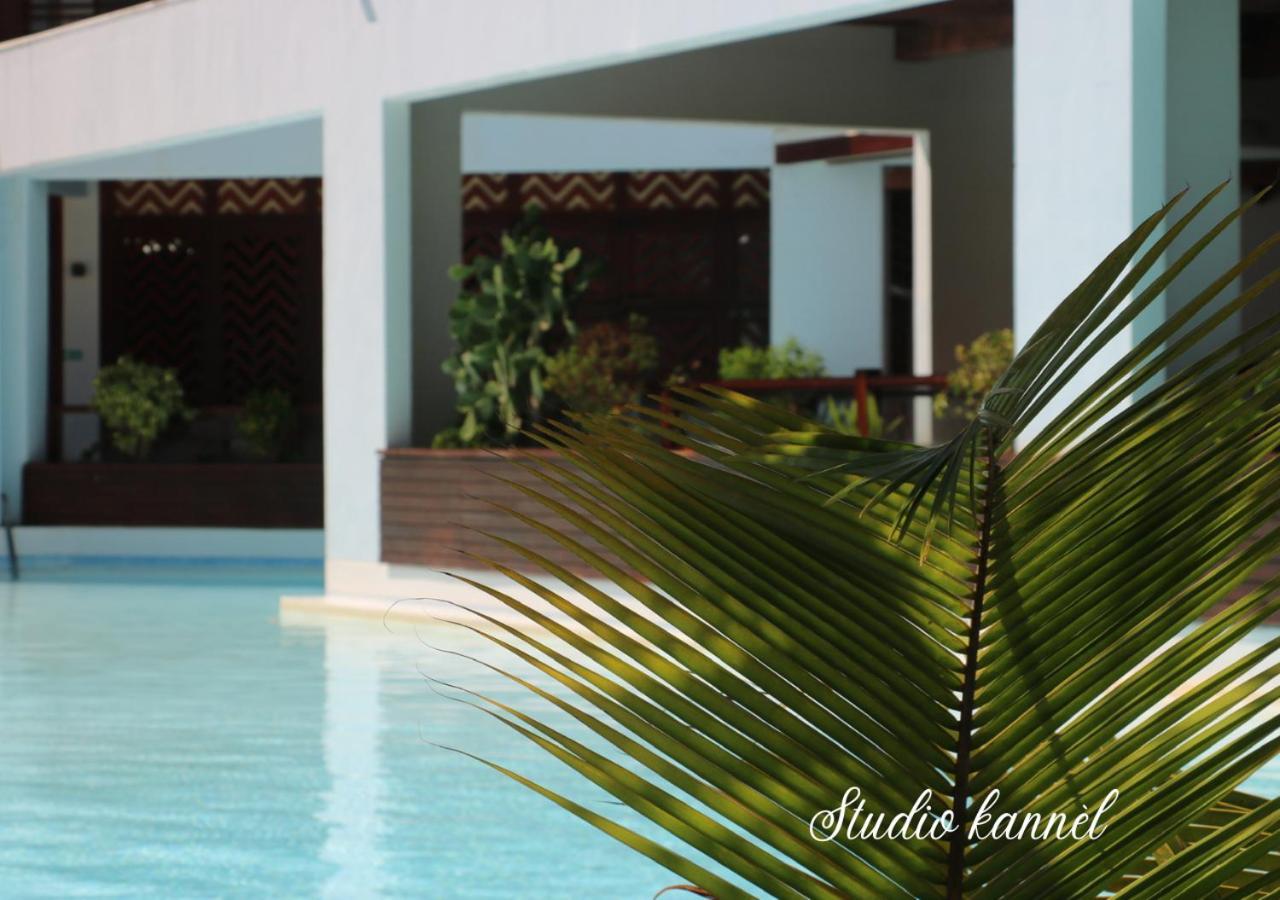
[724,372,947,436]
[675,372,950,437]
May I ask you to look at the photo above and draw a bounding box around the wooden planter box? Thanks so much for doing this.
[381,448,607,573]
[22,462,323,528]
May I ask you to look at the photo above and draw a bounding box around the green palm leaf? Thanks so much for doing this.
[439,184,1280,897]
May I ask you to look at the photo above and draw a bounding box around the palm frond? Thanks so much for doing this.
[440,185,1280,897]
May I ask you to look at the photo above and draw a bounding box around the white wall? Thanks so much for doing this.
[0,0,923,176]
[771,156,898,375]
[462,113,776,173]
[59,186,100,460]
[25,119,322,181]
[0,178,48,519]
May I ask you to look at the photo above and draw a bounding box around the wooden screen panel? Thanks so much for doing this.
[24,461,322,527]
[111,180,208,215]
[100,178,322,407]
[105,232,207,396]
[380,450,621,575]
[461,169,770,377]
[220,235,305,399]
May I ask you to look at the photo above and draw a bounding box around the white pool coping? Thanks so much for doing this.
[12,525,323,560]
[280,560,666,636]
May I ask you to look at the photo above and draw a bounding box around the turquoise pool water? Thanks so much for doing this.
[0,566,1276,898]
[0,567,688,898]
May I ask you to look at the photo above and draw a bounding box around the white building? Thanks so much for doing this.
[0,0,1270,605]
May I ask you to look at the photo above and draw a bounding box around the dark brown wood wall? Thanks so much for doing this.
[381,449,612,574]
[23,462,323,527]
[462,170,770,379]
[99,178,323,408]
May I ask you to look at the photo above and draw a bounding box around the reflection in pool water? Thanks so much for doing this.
[0,568,1275,897]
[0,570,688,898]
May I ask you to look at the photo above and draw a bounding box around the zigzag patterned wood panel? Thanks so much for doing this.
[102,178,321,407]
[627,170,722,210]
[221,236,304,397]
[217,179,309,215]
[462,174,509,212]
[112,180,207,216]
[731,170,769,209]
[111,178,319,217]
[461,168,770,374]
[461,169,768,213]
[462,230,502,265]
[628,231,715,295]
[115,234,204,392]
[518,172,616,211]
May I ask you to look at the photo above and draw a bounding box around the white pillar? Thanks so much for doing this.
[323,98,412,575]
[911,134,934,445]
[1015,0,1240,431]
[0,178,49,521]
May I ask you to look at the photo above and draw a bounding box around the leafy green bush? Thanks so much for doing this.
[934,327,1014,420]
[237,387,297,461]
[438,209,593,446]
[718,338,826,380]
[545,314,658,416]
[822,394,900,439]
[430,426,465,449]
[91,357,191,460]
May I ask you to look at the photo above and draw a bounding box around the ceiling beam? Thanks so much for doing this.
[855,0,1012,62]
[775,134,913,164]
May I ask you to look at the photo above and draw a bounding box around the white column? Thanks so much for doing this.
[0,178,49,521]
[323,97,412,575]
[911,134,934,445]
[1015,0,1239,433]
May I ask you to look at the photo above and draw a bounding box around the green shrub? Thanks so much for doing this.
[545,314,659,416]
[437,209,593,446]
[822,394,900,439]
[718,338,826,380]
[934,327,1014,420]
[430,426,464,449]
[91,356,191,460]
[237,387,297,461]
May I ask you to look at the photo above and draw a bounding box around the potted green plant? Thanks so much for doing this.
[717,338,826,380]
[90,356,191,460]
[435,208,594,448]
[934,328,1015,421]
[236,387,298,461]
[544,314,659,416]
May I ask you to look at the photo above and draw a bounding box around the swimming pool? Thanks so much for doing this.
[0,568,692,898]
[1,568,1276,898]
